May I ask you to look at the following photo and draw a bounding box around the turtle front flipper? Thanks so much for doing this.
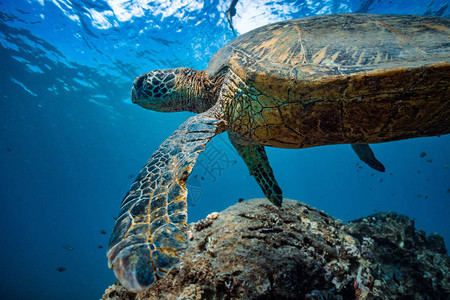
[229,132,283,207]
[107,108,225,292]
[351,143,385,172]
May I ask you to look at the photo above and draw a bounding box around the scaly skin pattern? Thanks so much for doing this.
[229,132,283,206]
[132,68,220,113]
[107,107,225,292]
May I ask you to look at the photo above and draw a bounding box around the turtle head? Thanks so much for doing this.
[131,68,216,113]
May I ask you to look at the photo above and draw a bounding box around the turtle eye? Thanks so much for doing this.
[135,75,145,89]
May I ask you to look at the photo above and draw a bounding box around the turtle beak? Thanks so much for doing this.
[131,86,138,104]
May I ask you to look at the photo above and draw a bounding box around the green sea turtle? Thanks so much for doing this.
[108,14,450,292]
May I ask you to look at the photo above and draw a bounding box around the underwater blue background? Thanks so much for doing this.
[0,0,449,299]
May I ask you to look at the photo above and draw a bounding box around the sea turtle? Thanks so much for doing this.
[108,14,450,292]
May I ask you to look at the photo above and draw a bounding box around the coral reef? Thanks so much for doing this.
[102,199,449,299]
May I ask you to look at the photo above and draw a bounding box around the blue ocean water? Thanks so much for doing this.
[0,0,449,299]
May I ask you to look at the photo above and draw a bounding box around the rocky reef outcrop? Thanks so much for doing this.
[102,198,449,299]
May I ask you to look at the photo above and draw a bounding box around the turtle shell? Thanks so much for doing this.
[206,14,450,148]
[207,14,449,102]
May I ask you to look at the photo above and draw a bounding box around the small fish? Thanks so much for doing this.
[417,170,421,174]
[420,152,426,158]
[424,195,428,199]
[379,178,383,183]
[98,245,104,249]
[6,148,12,152]
[201,177,205,181]
[100,230,107,235]
[62,244,74,251]
[371,173,374,176]
[426,158,433,163]
[417,194,422,198]
[238,198,244,203]
[128,174,134,179]
[56,267,66,272]
[446,188,450,194]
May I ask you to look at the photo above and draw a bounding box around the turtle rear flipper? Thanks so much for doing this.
[107,107,225,292]
[229,132,283,207]
[351,143,385,172]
